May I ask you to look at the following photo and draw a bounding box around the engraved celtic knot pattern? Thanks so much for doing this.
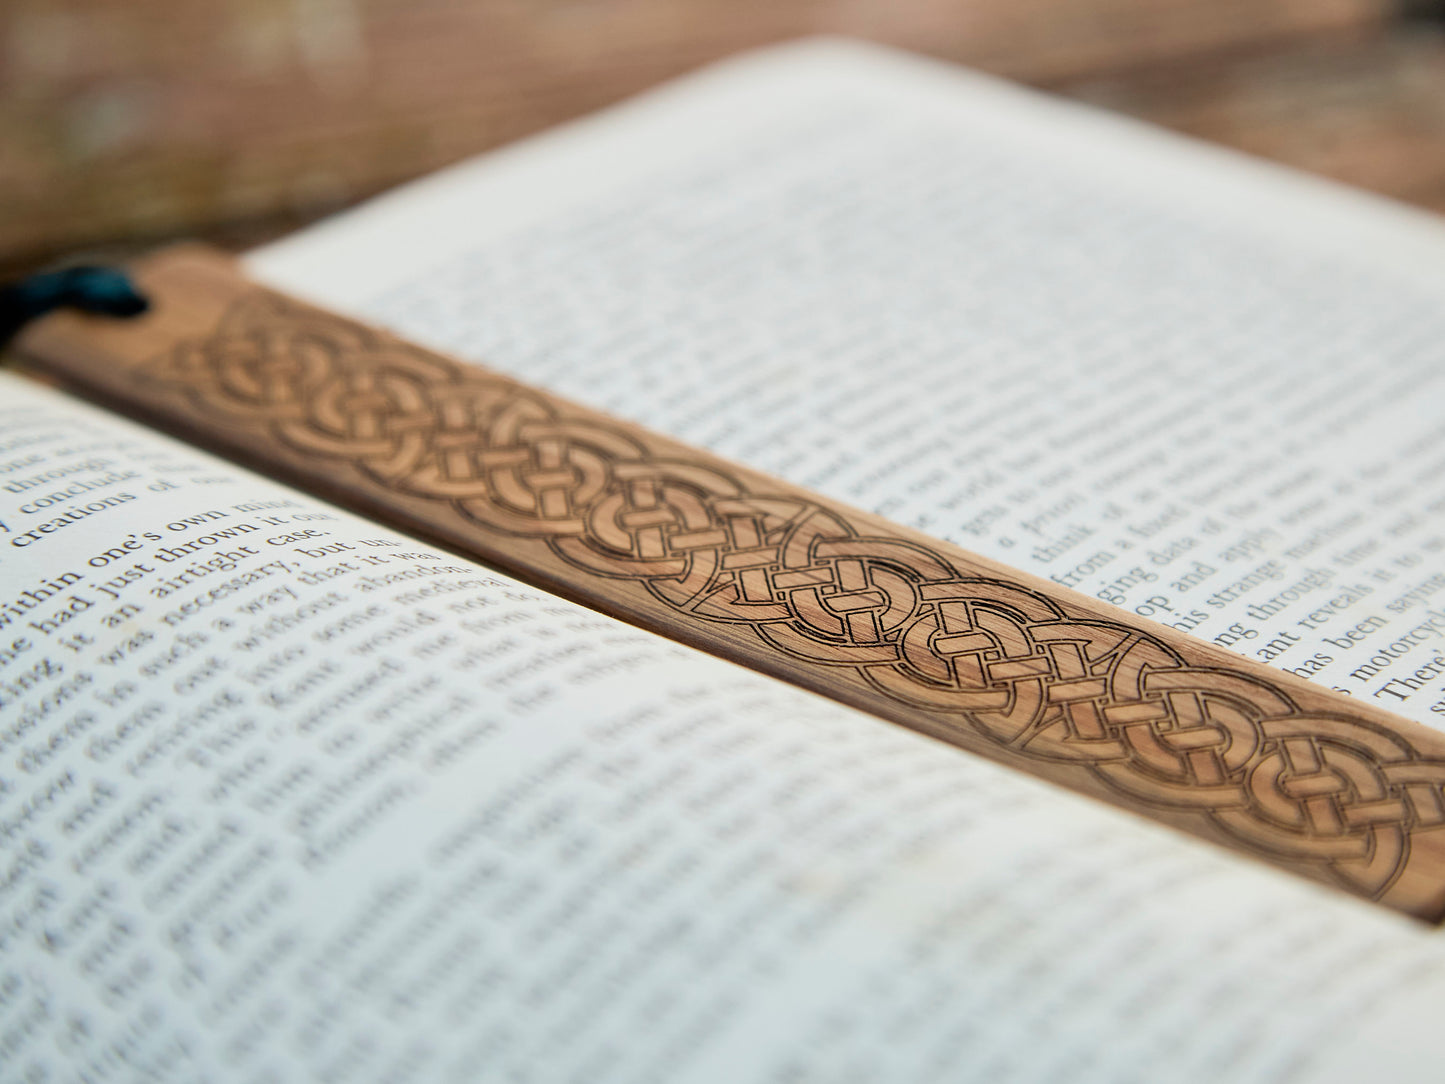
[154,294,1445,904]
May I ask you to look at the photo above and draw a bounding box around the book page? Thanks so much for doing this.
[5,379,1445,1079]
[251,39,1445,732]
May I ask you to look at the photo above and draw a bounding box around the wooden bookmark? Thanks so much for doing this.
[18,244,1445,920]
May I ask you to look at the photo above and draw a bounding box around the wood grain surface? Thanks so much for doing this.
[18,244,1445,920]
[2,0,1422,273]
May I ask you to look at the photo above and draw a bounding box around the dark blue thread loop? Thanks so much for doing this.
[0,266,149,348]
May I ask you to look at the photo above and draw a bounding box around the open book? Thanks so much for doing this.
[8,38,1445,1080]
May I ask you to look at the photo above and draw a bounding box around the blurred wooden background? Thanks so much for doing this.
[4,0,1445,275]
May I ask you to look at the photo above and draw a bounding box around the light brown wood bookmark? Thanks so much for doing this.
[18,244,1445,919]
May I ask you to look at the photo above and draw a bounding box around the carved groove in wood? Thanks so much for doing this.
[150,293,1445,903]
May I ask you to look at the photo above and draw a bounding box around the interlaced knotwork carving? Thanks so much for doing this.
[153,294,1445,904]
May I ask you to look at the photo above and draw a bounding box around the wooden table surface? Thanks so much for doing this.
[4,0,1445,274]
